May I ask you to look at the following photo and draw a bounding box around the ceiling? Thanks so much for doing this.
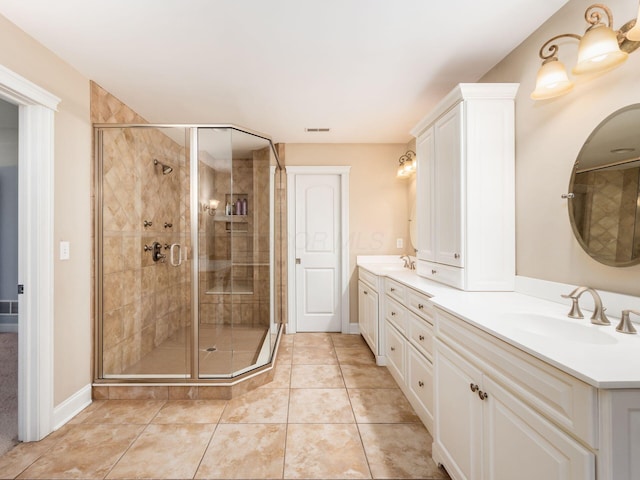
[0,0,569,144]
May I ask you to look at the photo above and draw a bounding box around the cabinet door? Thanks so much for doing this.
[416,126,435,261]
[385,320,406,383]
[434,340,483,480]
[408,345,434,433]
[358,280,378,353]
[482,376,594,480]
[434,103,464,267]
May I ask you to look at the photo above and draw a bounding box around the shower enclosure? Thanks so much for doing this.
[95,124,282,380]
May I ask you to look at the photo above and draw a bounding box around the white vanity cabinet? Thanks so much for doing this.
[434,308,595,480]
[357,267,385,365]
[411,83,518,291]
[383,277,436,433]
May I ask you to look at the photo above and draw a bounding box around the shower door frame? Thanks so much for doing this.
[94,123,281,383]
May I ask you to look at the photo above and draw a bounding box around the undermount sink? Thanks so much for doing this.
[503,313,618,345]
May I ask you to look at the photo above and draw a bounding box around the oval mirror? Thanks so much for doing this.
[569,104,640,267]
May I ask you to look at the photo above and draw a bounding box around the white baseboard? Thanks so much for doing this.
[0,323,18,333]
[348,323,360,334]
[52,383,92,431]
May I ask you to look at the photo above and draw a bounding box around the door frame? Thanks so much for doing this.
[286,166,350,334]
[0,64,60,441]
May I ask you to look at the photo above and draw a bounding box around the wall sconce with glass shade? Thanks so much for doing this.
[531,2,640,100]
[396,150,416,178]
[203,199,220,216]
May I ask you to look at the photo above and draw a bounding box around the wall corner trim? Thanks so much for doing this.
[52,384,92,431]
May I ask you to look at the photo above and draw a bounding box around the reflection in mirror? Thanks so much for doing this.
[569,104,640,267]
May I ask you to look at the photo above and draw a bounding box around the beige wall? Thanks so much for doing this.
[285,143,411,325]
[480,0,640,296]
[0,14,92,404]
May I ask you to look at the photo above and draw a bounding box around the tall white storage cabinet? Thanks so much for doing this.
[411,83,519,291]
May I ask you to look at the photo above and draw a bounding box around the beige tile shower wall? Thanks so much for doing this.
[93,85,191,374]
[254,148,271,327]
[479,0,640,296]
[274,144,287,331]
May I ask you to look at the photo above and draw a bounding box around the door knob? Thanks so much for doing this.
[296,258,301,264]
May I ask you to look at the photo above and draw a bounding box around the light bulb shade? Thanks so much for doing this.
[530,58,574,100]
[572,25,628,75]
[403,158,415,173]
[397,165,409,178]
[626,6,640,41]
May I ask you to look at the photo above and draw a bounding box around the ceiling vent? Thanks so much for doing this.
[305,128,331,132]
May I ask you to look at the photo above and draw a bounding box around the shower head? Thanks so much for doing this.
[153,159,173,175]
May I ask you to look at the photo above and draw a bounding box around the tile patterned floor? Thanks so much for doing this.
[0,333,450,480]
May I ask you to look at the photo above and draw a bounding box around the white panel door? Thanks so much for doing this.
[295,174,341,332]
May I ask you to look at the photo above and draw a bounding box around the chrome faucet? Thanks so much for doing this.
[400,255,416,270]
[561,286,610,326]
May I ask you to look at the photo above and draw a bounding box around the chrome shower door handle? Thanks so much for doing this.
[170,243,182,267]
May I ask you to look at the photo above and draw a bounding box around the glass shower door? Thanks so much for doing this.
[98,126,191,379]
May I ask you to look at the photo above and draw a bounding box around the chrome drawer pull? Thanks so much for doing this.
[418,381,424,387]
[390,287,396,292]
[391,311,396,316]
[454,253,460,259]
[478,391,489,401]
[418,335,425,341]
[470,383,479,393]
[431,269,437,274]
[418,304,424,310]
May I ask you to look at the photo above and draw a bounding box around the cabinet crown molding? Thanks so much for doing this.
[410,83,519,137]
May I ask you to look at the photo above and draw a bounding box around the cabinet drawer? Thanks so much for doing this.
[417,259,464,290]
[436,308,598,448]
[385,320,406,382]
[359,267,379,291]
[385,297,406,333]
[385,277,405,303]
[406,288,434,322]
[408,345,434,432]
[407,312,434,361]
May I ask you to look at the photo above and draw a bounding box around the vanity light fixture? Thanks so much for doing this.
[531,2,640,100]
[396,150,416,178]
[203,199,220,216]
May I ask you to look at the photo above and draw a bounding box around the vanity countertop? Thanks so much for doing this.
[358,261,640,389]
